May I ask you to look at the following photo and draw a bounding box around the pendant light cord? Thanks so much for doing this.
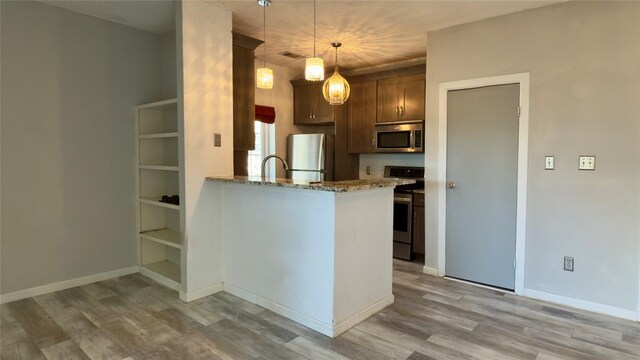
[313,0,316,57]
[263,4,267,68]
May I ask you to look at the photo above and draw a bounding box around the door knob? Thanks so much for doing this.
[447,181,456,189]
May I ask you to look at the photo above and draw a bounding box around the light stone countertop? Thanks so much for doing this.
[205,176,415,193]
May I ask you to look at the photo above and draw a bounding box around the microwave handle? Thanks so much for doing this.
[410,129,414,149]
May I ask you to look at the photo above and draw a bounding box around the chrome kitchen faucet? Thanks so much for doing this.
[261,154,290,178]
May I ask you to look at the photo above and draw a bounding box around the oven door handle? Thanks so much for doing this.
[394,197,413,204]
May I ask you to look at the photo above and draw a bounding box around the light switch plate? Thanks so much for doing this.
[214,133,222,147]
[564,256,574,272]
[545,156,554,170]
[578,155,595,170]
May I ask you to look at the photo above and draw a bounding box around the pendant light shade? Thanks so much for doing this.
[305,57,324,81]
[305,0,324,81]
[256,0,273,89]
[322,43,350,105]
[256,67,274,89]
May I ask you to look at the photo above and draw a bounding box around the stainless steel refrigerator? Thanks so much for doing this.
[287,134,334,182]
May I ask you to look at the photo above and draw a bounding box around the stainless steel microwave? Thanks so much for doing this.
[374,120,424,153]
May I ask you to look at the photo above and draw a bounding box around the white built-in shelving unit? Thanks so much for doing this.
[135,98,182,290]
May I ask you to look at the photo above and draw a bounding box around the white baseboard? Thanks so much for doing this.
[524,288,638,321]
[223,283,334,336]
[224,283,392,337]
[0,266,139,304]
[223,283,258,303]
[332,294,395,337]
[422,266,440,276]
[180,283,223,302]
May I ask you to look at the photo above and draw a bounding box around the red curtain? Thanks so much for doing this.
[255,105,276,124]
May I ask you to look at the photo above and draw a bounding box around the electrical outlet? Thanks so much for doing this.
[578,155,595,170]
[563,256,574,272]
[366,166,372,175]
[214,133,222,147]
[545,156,554,170]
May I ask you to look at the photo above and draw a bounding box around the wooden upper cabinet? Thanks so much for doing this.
[376,81,401,123]
[293,82,335,125]
[314,88,333,124]
[232,33,262,152]
[399,76,426,121]
[376,74,425,123]
[294,85,315,125]
[348,81,377,153]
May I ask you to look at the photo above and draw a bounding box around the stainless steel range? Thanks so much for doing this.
[384,166,425,260]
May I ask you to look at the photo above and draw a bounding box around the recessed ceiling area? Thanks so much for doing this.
[214,0,563,71]
[38,0,564,71]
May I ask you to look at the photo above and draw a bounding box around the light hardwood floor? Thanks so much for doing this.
[2,260,639,359]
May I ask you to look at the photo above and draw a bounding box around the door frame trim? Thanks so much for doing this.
[437,73,530,295]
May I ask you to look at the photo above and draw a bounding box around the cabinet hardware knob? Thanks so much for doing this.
[447,181,456,189]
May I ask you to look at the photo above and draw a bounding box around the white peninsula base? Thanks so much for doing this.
[206,177,403,337]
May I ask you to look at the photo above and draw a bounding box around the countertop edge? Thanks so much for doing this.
[205,176,416,193]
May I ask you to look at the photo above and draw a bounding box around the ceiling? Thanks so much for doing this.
[38,0,176,34]
[39,0,563,72]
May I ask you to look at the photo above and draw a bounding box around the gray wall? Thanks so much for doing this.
[1,1,164,294]
[425,1,640,311]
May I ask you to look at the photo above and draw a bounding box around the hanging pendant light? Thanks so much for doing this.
[305,0,324,81]
[256,0,273,89]
[322,42,350,105]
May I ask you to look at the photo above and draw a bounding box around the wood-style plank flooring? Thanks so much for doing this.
[2,260,639,359]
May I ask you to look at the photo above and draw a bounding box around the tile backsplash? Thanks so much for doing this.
[359,153,425,179]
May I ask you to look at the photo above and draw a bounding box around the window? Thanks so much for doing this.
[247,121,275,177]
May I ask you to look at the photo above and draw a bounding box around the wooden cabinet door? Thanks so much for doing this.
[294,83,335,125]
[400,76,425,121]
[294,85,315,125]
[376,80,400,123]
[413,204,425,254]
[348,81,377,153]
[232,45,255,151]
[313,85,335,124]
[413,193,425,255]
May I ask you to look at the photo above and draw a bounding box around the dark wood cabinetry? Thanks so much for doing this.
[293,83,334,125]
[377,74,425,123]
[345,66,425,153]
[413,192,425,255]
[232,33,262,175]
[289,66,426,176]
[334,105,359,181]
[347,81,377,153]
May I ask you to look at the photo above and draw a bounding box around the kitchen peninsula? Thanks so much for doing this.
[205,176,413,337]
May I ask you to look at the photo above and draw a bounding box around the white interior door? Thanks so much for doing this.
[445,84,520,290]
